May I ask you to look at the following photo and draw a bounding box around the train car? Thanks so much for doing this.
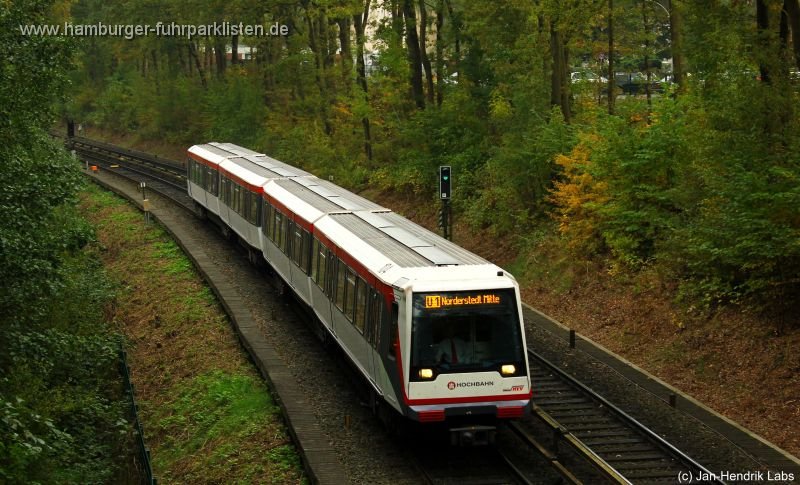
[186,143,532,445]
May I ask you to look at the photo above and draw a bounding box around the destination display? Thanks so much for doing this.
[424,293,501,309]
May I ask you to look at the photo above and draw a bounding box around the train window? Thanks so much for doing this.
[232,184,240,213]
[311,238,319,280]
[335,259,346,311]
[281,217,290,253]
[291,226,302,266]
[325,250,335,297]
[243,191,250,220]
[367,289,380,347]
[388,302,398,359]
[274,211,283,246]
[212,170,219,196]
[355,278,367,333]
[283,220,294,255]
[344,269,356,322]
[300,229,311,274]
[205,168,211,191]
[317,245,327,290]
[238,185,246,217]
[248,192,259,225]
[261,197,270,236]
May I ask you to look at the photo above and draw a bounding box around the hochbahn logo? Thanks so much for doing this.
[447,381,494,390]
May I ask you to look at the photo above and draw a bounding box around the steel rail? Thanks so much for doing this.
[527,348,724,484]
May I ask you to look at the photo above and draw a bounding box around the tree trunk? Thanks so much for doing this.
[757,0,770,84]
[214,37,226,77]
[403,0,426,109]
[668,0,686,92]
[608,0,615,115]
[642,0,651,110]
[419,0,435,105]
[354,0,373,161]
[151,49,159,93]
[435,0,444,106]
[337,17,353,91]
[188,41,207,88]
[306,10,332,134]
[561,44,571,122]
[788,0,800,69]
[232,34,239,65]
[445,0,460,81]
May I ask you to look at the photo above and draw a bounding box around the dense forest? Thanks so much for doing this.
[1,1,132,481]
[65,0,800,320]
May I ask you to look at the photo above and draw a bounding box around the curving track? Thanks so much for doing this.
[66,134,724,484]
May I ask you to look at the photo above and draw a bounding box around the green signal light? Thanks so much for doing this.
[443,176,449,181]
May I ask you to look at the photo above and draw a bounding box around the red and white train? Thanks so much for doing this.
[186,142,531,444]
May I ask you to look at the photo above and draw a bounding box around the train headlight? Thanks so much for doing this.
[501,364,516,376]
[418,368,434,379]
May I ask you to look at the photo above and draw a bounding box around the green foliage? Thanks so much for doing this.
[64,0,800,316]
[1,1,130,481]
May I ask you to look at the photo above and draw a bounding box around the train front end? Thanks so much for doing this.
[401,274,531,445]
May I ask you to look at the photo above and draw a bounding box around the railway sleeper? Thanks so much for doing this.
[603,452,674,462]
[546,407,604,418]
[534,397,590,406]
[590,443,656,453]
[609,461,677,471]
[617,468,682,480]
[537,402,598,412]
[581,437,646,447]
[530,383,573,392]
[556,418,618,428]
[572,429,635,439]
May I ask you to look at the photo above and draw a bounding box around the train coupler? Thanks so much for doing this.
[449,425,496,446]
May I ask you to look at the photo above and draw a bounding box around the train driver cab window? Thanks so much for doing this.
[409,289,524,380]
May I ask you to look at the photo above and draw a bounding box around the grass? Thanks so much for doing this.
[79,184,305,483]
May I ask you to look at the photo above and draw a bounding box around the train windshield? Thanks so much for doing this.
[410,289,525,379]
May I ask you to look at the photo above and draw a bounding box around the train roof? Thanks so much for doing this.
[188,143,311,178]
[327,212,487,268]
[268,178,386,213]
[193,142,494,274]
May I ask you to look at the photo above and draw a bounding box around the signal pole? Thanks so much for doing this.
[439,166,452,240]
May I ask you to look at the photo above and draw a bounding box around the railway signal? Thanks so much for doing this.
[438,166,452,240]
[439,166,451,200]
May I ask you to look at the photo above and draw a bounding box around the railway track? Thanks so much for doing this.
[413,439,534,485]
[519,349,723,484]
[66,134,725,484]
[67,135,194,211]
